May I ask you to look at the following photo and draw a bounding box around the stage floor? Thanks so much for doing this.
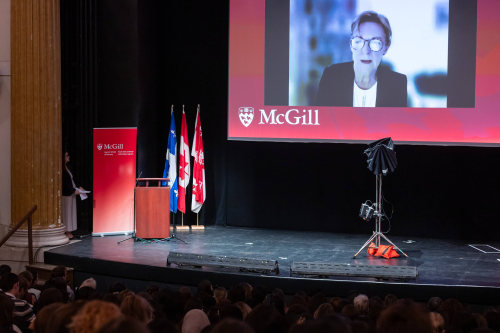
[45,226,500,304]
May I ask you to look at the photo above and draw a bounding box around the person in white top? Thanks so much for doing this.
[62,151,86,239]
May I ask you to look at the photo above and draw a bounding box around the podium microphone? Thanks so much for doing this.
[135,171,142,186]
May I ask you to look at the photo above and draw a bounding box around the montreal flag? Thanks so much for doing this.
[191,108,205,213]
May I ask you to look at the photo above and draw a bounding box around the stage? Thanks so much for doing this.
[44,226,500,305]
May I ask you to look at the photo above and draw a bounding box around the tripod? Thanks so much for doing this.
[353,174,408,258]
[166,211,187,244]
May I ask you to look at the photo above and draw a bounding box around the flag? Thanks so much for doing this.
[178,110,190,213]
[163,109,178,213]
[191,108,205,213]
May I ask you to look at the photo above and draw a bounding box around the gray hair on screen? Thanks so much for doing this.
[351,11,392,46]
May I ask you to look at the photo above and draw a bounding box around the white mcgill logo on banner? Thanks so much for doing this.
[239,107,254,127]
[97,144,102,150]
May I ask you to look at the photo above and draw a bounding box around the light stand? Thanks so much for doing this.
[353,174,408,258]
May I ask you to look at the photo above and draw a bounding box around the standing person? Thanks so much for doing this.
[62,150,85,239]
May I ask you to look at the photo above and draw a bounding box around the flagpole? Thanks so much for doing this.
[192,104,204,231]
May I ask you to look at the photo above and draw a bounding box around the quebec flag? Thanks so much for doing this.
[163,110,178,212]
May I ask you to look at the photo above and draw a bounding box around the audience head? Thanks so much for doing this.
[378,301,433,333]
[307,293,328,315]
[68,300,122,333]
[109,282,127,294]
[385,294,398,307]
[179,286,192,300]
[49,301,85,333]
[228,284,247,304]
[121,295,154,325]
[182,309,210,333]
[314,303,335,319]
[234,301,252,319]
[271,294,286,317]
[347,290,361,303]
[0,293,15,330]
[52,265,68,279]
[0,264,12,276]
[289,295,307,308]
[18,276,30,298]
[251,285,267,304]
[75,286,96,301]
[342,304,360,321]
[147,285,160,295]
[80,278,96,290]
[38,287,64,311]
[214,287,227,303]
[289,314,352,333]
[148,317,179,333]
[34,302,65,333]
[354,294,369,316]
[245,304,288,333]
[18,271,33,285]
[428,297,443,312]
[118,290,135,302]
[96,317,149,333]
[197,280,213,296]
[44,277,70,303]
[220,305,244,321]
[329,297,342,312]
[211,319,255,333]
[184,297,203,313]
[286,304,308,327]
[0,272,19,295]
[240,283,253,300]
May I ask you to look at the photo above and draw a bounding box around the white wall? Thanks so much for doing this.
[0,0,11,238]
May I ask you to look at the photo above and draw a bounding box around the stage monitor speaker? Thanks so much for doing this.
[290,262,417,281]
[167,252,280,275]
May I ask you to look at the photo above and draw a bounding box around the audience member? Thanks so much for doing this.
[286,304,308,327]
[51,265,75,302]
[314,303,335,319]
[33,302,64,333]
[214,287,227,304]
[428,297,443,312]
[330,296,342,312]
[28,271,41,300]
[148,317,179,333]
[289,295,307,308]
[245,304,288,333]
[251,286,267,304]
[307,293,328,315]
[68,300,122,333]
[354,294,369,316]
[109,282,127,295]
[0,292,20,333]
[342,304,360,321]
[121,294,154,325]
[228,284,247,304]
[79,278,96,290]
[182,309,210,333]
[49,301,85,333]
[75,286,96,301]
[347,290,361,303]
[0,264,12,276]
[196,280,213,298]
[147,285,160,296]
[0,272,36,329]
[211,319,255,333]
[377,301,433,333]
[220,305,244,321]
[38,287,64,311]
[234,301,253,319]
[96,317,149,333]
[240,283,253,300]
[384,294,397,307]
[180,287,193,301]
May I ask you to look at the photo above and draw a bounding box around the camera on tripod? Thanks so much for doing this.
[359,202,375,221]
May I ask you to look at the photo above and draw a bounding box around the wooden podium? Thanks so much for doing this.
[135,178,170,239]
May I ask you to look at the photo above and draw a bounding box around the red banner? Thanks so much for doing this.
[93,128,137,235]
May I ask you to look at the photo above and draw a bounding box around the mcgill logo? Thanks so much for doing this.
[98,144,124,150]
[258,109,320,125]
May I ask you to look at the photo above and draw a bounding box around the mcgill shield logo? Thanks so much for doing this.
[97,144,102,150]
[239,107,254,127]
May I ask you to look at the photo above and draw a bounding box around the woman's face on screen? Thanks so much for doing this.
[351,22,389,74]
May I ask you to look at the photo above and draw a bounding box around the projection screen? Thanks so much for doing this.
[227,0,500,146]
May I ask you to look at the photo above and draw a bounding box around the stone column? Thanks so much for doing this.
[8,0,68,248]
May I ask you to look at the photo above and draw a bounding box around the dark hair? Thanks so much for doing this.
[347,290,360,303]
[428,297,443,312]
[378,301,433,333]
[0,273,19,292]
[147,318,179,333]
[385,294,398,307]
[184,297,203,313]
[38,287,64,311]
[219,305,244,321]
[286,304,308,327]
[147,285,160,295]
[110,282,127,294]
[0,264,12,275]
[31,270,38,281]
[212,319,254,333]
[307,293,327,315]
[97,318,150,333]
[198,280,213,296]
[289,295,307,308]
[51,265,67,279]
[245,304,288,333]
[18,271,33,285]
[102,294,121,306]
[44,277,70,303]
[0,293,14,329]
[75,286,96,301]
[342,304,360,321]
[34,303,65,333]
[252,285,267,304]
[50,301,85,333]
[228,284,246,304]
